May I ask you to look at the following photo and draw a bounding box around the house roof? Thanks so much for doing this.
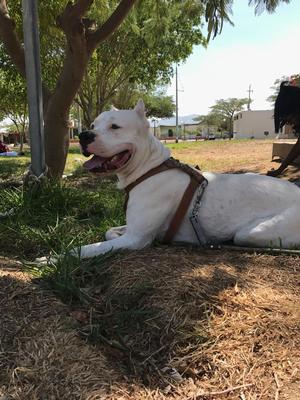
[149,114,200,128]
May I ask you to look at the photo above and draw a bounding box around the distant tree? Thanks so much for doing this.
[143,93,175,119]
[267,74,300,105]
[195,113,228,132]
[0,70,27,150]
[117,89,174,119]
[112,85,175,118]
[209,98,249,134]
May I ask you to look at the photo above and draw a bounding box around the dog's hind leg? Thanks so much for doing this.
[105,225,127,240]
[233,206,300,248]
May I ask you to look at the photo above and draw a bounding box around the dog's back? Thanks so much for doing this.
[274,81,300,133]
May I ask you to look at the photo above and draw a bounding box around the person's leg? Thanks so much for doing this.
[267,136,300,177]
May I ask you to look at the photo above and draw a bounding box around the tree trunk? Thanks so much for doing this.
[43,47,90,177]
[20,131,24,152]
[0,0,137,179]
[44,114,70,178]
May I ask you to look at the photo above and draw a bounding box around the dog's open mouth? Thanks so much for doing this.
[83,150,132,173]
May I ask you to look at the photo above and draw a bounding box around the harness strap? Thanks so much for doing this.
[123,163,172,212]
[123,157,207,243]
[162,176,200,244]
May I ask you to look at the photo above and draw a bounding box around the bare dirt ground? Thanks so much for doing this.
[172,139,300,179]
[1,140,300,399]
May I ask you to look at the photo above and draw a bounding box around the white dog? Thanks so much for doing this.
[69,99,300,259]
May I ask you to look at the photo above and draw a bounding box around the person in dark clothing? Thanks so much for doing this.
[267,81,300,177]
[0,140,9,153]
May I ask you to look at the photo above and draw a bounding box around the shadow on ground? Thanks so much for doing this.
[1,247,299,400]
[0,158,29,180]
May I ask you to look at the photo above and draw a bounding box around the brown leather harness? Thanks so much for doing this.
[123,157,208,244]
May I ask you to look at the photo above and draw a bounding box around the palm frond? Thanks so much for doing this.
[248,0,291,15]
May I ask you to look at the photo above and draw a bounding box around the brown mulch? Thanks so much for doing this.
[0,258,121,400]
[0,247,299,400]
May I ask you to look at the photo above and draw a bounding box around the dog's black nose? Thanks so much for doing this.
[79,130,96,157]
[79,130,96,144]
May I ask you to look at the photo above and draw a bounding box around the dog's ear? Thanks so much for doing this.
[110,105,118,111]
[134,99,145,118]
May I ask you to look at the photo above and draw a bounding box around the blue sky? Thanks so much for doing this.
[167,0,300,116]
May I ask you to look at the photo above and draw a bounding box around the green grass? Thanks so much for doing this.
[0,145,85,182]
[0,144,123,261]
[0,151,30,181]
[0,177,124,259]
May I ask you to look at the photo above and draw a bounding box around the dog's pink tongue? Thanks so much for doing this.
[83,155,104,170]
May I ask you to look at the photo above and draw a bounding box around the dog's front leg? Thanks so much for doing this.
[74,232,152,259]
[35,232,144,265]
[105,225,127,240]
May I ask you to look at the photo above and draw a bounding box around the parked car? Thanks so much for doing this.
[204,134,216,140]
[222,132,233,139]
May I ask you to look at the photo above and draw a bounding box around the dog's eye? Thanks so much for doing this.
[111,124,121,130]
[90,123,94,130]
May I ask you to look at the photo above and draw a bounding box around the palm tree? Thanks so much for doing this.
[204,0,234,41]
[248,0,291,14]
[205,0,290,41]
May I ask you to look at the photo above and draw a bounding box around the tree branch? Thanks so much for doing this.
[88,0,136,50]
[0,0,52,109]
[0,0,25,78]
[48,0,96,121]
[57,0,94,37]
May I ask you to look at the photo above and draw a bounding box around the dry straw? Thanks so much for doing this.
[1,246,299,399]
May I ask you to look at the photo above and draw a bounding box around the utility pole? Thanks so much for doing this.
[77,102,82,134]
[175,65,179,142]
[22,0,46,178]
[247,84,253,111]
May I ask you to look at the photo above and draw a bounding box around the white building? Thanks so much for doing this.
[233,110,277,139]
[149,115,201,138]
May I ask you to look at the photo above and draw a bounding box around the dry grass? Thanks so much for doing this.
[1,139,300,399]
[170,139,300,182]
[0,258,120,400]
[169,139,276,173]
[1,247,299,400]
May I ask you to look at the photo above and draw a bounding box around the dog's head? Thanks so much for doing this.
[79,100,150,175]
